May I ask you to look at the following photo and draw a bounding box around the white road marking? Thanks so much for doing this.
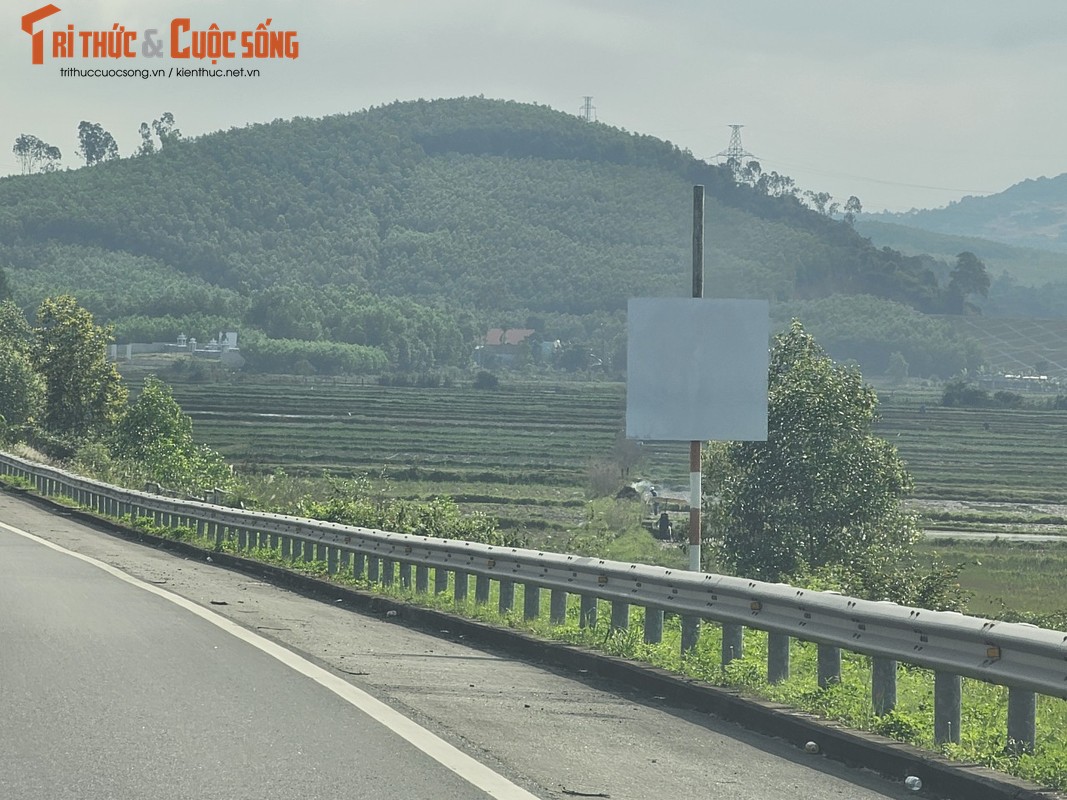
[0,519,541,800]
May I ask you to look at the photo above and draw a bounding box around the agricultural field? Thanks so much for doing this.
[950,315,1067,379]
[164,374,1067,609]
[169,375,1067,507]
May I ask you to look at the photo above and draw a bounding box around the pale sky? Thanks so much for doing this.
[3,0,1066,212]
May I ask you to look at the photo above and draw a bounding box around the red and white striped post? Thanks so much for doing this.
[689,185,704,572]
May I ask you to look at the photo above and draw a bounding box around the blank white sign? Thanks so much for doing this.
[626,298,769,441]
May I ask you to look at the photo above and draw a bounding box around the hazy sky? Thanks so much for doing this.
[3,0,1065,212]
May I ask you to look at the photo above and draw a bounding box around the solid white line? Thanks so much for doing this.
[0,519,542,800]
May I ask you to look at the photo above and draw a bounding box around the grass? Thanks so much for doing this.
[918,539,1067,623]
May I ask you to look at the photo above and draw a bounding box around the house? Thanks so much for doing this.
[474,328,534,367]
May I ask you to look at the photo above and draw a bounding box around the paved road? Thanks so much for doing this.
[0,493,918,800]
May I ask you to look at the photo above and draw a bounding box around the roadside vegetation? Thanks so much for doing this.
[3,294,1067,791]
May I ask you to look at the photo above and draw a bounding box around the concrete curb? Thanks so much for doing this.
[11,487,1064,800]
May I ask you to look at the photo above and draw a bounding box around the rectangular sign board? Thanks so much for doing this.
[626,298,768,441]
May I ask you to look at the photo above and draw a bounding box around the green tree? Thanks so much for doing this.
[0,343,45,430]
[886,351,909,384]
[12,133,61,173]
[843,195,862,226]
[135,122,156,157]
[0,300,33,352]
[945,251,990,313]
[76,121,119,166]
[33,295,127,438]
[704,322,964,609]
[112,376,233,492]
[151,112,182,148]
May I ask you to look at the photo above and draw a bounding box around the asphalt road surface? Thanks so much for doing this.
[0,492,920,800]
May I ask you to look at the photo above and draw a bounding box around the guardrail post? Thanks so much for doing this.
[579,594,597,629]
[382,558,395,586]
[550,589,568,625]
[1007,687,1036,754]
[722,623,743,666]
[281,536,292,560]
[523,584,541,620]
[399,562,412,588]
[681,617,700,653]
[352,552,366,580]
[475,575,490,604]
[817,644,841,688]
[872,658,897,715]
[339,549,351,575]
[416,565,429,593]
[498,580,515,614]
[934,671,962,744]
[610,601,629,632]
[454,570,469,602]
[434,566,448,594]
[327,547,338,576]
[768,632,790,683]
[367,555,380,584]
[644,607,663,644]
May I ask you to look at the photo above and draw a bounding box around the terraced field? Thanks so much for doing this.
[169,377,1067,518]
[951,316,1067,379]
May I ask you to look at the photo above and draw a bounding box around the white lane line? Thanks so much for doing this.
[0,519,541,800]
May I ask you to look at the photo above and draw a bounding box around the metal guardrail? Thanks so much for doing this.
[1,450,1064,752]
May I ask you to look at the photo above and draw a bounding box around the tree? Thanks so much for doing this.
[151,112,182,148]
[843,195,862,226]
[112,376,233,492]
[886,351,909,384]
[12,133,61,173]
[77,121,119,166]
[0,267,11,303]
[0,343,45,430]
[946,251,990,313]
[804,190,838,216]
[0,300,34,355]
[33,295,127,439]
[0,302,44,430]
[704,322,964,609]
[135,122,156,157]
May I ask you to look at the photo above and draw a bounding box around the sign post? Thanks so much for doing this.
[690,186,704,572]
[625,187,770,646]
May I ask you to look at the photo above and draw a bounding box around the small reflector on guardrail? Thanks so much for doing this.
[987,644,1001,660]
[598,575,608,586]
[487,559,496,568]
[750,601,762,611]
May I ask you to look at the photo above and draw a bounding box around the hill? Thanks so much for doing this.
[0,98,982,376]
[855,219,1067,287]
[866,174,1067,253]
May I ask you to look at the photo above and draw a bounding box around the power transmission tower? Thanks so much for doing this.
[578,96,597,122]
[714,124,756,174]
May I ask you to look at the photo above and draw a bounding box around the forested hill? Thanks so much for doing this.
[0,97,969,373]
[867,173,1067,253]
